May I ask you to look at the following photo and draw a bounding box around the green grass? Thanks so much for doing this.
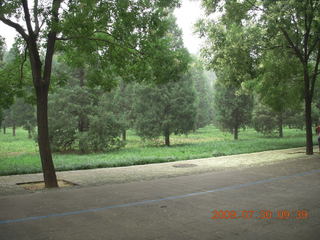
[0,126,314,176]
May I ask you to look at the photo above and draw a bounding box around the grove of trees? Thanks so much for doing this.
[198,0,320,154]
[1,0,319,188]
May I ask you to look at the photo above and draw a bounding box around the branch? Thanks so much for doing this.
[43,0,62,84]
[245,0,266,13]
[280,27,305,64]
[20,46,28,84]
[34,0,40,35]
[21,0,34,35]
[0,16,28,40]
[56,36,144,58]
[307,36,320,58]
[310,42,320,99]
[303,1,314,61]
[93,30,142,56]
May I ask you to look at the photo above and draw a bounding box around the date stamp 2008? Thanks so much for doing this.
[211,209,309,220]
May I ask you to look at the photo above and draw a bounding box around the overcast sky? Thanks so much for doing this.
[174,0,204,55]
[0,0,204,55]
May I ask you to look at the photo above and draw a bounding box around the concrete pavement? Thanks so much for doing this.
[0,147,319,239]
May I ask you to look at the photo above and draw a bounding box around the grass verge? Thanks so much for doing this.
[0,126,314,176]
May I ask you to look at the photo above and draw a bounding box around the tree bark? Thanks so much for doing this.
[122,129,127,142]
[13,122,16,137]
[233,126,239,140]
[302,67,314,155]
[278,114,283,138]
[35,85,58,188]
[304,93,314,155]
[164,129,170,146]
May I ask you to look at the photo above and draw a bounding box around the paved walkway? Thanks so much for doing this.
[0,147,318,196]
[0,147,319,240]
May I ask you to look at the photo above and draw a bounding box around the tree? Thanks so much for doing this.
[190,59,214,130]
[133,76,197,146]
[0,0,181,187]
[251,101,301,137]
[132,14,193,146]
[0,42,28,111]
[213,82,253,140]
[261,0,320,154]
[3,98,36,138]
[252,103,281,136]
[245,47,304,137]
[98,80,136,142]
[48,80,125,153]
[200,0,320,154]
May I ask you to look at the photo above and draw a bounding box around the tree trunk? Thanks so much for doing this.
[303,69,313,155]
[36,85,58,188]
[13,122,16,137]
[233,126,239,140]
[3,125,6,134]
[122,129,127,142]
[164,129,170,146]
[278,114,283,138]
[305,93,313,155]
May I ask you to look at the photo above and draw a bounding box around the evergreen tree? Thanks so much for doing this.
[133,76,197,146]
[213,82,253,140]
[190,59,214,129]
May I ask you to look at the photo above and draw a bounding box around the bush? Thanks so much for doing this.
[78,113,124,153]
[48,86,125,153]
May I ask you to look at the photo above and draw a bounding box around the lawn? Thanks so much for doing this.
[0,126,314,176]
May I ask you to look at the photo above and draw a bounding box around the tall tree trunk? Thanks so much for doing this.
[305,94,313,155]
[278,114,283,138]
[164,129,170,146]
[3,124,6,134]
[122,129,127,142]
[12,122,16,137]
[36,85,58,188]
[304,70,313,155]
[233,126,239,140]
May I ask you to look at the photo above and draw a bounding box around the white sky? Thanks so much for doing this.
[0,0,204,55]
[174,0,204,55]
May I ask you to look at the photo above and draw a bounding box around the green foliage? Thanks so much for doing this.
[0,43,29,110]
[98,80,136,136]
[79,112,123,153]
[3,98,36,136]
[48,89,78,151]
[48,85,96,152]
[133,76,197,145]
[213,82,253,139]
[190,59,214,129]
[199,0,320,153]
[252,103,280,135]
[0,36,4,61]
[48,83,125,153]
[312,103,320,125]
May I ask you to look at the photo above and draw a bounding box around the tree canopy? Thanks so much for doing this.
[0,0,187,187]
[199,0,320,154]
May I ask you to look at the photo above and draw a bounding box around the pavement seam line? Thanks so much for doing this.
[1,168,320,225]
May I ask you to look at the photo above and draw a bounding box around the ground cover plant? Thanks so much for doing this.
[0,125,313,176]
